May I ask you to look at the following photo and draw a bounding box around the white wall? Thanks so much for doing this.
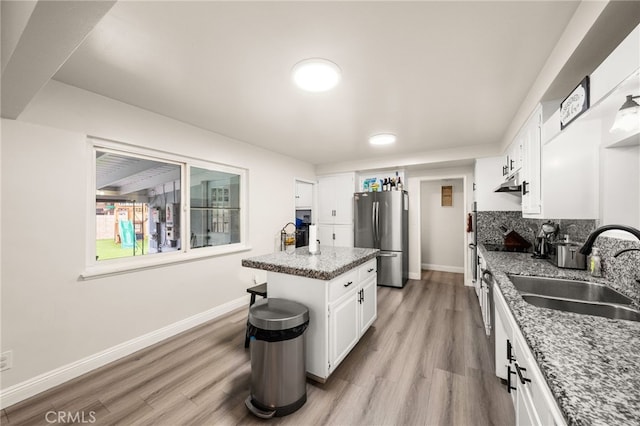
[420,179,464,273]
[0,81,316,403]
[406,166,474,284]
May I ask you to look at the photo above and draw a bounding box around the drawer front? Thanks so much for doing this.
[358,259,377,282]
[329,269,359,302]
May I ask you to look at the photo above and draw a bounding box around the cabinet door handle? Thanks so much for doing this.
[361,289,364,303]
[367,268,374,273]
[515,364,531,385]
[507,365,517,393]
[510,159,514,170]
[344,281,353,288]
[522,180,529,195]
[507,339,514,362]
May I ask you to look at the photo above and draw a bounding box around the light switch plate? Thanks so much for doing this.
[0,351,13,371]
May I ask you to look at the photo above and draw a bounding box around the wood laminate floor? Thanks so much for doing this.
[2,271,515,426]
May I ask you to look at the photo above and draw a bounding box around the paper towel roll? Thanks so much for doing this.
[309,224,318,253]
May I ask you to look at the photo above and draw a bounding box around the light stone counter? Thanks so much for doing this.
[241,246,379,280]
[481,245,640,426]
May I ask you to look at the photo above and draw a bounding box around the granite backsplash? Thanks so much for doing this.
[593,235,640,304]
[476,211,596,246]
[477,211,640,304]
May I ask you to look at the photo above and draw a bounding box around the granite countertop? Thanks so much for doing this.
[480,245,640,426]
[241,246,379,281]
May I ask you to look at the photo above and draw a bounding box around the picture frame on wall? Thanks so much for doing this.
[560,76,590,130]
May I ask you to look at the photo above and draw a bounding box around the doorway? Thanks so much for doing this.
[420,179,465,273]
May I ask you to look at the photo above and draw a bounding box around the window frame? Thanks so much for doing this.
[83,138,250,279]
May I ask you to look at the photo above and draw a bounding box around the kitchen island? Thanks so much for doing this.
[242,246,379,382]
[481,245,640,426]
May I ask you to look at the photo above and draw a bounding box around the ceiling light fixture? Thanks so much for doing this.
[292,58,341,92]
[369,133,397,146]
[610,94,640,133]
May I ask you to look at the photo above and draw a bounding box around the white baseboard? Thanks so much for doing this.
[421,263,464,274]
[408,272,422,280]
[0,295,249,409]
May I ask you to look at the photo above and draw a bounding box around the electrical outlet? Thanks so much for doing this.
[1,351,13,372]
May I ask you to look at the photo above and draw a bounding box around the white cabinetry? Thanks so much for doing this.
[539,117,599,219]
[327,259,378,373]
[266,259,377,381]
[521,106,542,215]
[506,138,523,178]
[493,287,566,426]
[318,173,355,247]
[329,291,359,367]
[329,275,360,369]
[295,181,313,208]
[318,173,355,224]
[474,157,522,211]
[318,224,353,247]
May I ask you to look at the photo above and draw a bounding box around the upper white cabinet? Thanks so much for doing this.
[474,157,522,211]
[533,25,640,221]
[295,180,313,208]
[318,173,355,225]
[538,116,599,219]
[521,106,542,215]
[505,138,523,178]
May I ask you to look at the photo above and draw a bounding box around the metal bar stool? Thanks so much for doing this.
[245,283,267,347]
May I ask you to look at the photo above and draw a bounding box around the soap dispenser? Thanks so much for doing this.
[589,247,602,277]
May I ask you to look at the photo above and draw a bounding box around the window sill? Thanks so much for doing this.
[81,243,253,280]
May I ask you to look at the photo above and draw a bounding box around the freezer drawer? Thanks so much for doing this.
[377,251,405,288]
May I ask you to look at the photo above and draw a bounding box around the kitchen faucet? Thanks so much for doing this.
[579,225,640,255]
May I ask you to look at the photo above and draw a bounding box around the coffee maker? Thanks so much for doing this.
[533,221,558,258]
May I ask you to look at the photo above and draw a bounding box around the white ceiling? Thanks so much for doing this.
[51,1,582,167]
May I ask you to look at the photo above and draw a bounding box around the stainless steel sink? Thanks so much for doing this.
[507,275,633,305]
[521,295,640,322]
[507,275,640,322]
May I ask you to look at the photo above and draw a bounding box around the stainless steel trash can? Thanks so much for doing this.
[245,298,309,418]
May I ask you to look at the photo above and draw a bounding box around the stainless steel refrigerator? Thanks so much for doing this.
[354,191,409,288]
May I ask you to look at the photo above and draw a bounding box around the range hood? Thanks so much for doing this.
[494,173,522,193]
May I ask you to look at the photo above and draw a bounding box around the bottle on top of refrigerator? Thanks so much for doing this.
[397,176,403,191]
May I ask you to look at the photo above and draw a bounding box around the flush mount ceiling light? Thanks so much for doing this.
[610,94,640,132]
[369,133,397,145]
[292,58,341,92]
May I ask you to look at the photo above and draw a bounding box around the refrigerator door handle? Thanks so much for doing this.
[371,201,377,242]
[374,201,380,243]
[378,252,398,257]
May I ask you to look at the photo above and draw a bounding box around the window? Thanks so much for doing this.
[90,140,246,272]
[189,167,241,248]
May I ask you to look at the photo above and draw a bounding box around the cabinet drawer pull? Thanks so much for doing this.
[515,364,531,385]
[367,268,374,273]
[507,365,517,393]
[344,281,353,288]
[507,339,515,362]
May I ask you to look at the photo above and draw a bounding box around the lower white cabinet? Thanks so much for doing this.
[493,287,566,426]
[329,289,360,369]
[266,259,377,381]
[329,266,377,372]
